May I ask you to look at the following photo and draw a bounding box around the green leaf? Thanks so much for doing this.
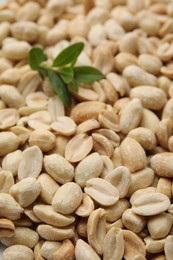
[59,67,74,84]
[68,80,79,93]
[48,71,71,108]
[73,66,104,84]
[53,42,84,67]
[29,48,48,71]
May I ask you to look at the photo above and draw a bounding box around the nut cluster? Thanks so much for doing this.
[0,0,173,259]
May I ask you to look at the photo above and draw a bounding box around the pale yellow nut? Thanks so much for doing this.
[122,230,146,260]
[92,133,114,158]
[120,137,147,173]
[16,1,40,22]
[40,241,62,260]
[122,208,146,233]
[10,177,41,207]
[2,245,34,260]
[37,173,59,205]
[150,152,173,178]
[76,119,100,134]
[123,65,157,87]
[2,150,22,176]
[132,192,170,216]
[75,152,103,188]
[88,23,106,46]
[2,40,31,60]
[130,187,157,205]
[75,239,101,260]
[73,86,98,102]
[98,109,120,132]
[0,22,10,45]
[85,177,119,206]
[119,32,138,55]
[11,21,38,42]
[44,154,74,184]
[37,224,74,241]
[156,177,172,199]
[0,131,20,156]
[106,72,128,96]
[51,116,76,136]
[52,182,83,215]
[95,129,120,148]
[100,155,114,178]
[128,127,156,150]
[33,205,75,227]
[0,170,14,193]
[53,239,75,260]
[114,52,138,72]
[103,199,130,222]
[48,95,65,121]
[87,208,106,255]
[29,129,56,152]
[105,166,131,198]
[46,20,69,46]
[70,101,106,124]
[18,146,43,180]
[0,9,15,23]
[26,91,48,107]
[156,118,172,149]
[68,14,89,38]
[103,227,124,260]
[9,126,30,145]
[75,194,94,217]
[138,15,160,36]
[0,68,23,85]
[120,98,143,134]
[144,236,165,254]
[0,218,15,238]
[0,108,19,130]
[0,227,39,248]
[65,133,93,163]
[164,235,173,260]
[148,212,172,240]
[140,108,160,134]
[138,54,162,75]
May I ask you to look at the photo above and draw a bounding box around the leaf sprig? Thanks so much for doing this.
[29,42,104,108]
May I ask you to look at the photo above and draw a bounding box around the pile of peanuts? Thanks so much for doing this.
[1,0,173,259]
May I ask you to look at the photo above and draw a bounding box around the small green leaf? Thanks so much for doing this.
[53,42,84,67]
[38,68,47,80]
[59,67,74,84]
[73,66,104,84]
[29,48,48,71]
[68,80,79,93]
[48,71,71,108]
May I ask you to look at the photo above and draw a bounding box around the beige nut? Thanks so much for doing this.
[51,116,76,136]
[0,227,39,248]
[138,54,162,75]
[18,146,43,180]
[0,131,20,156]
[37,173,59,205]
[123,65,157,87]
[120,137,147,172]
[75,152,103,188]
[16,1,40,22]
[156,118,172,149]
[144,236,165,254]
[29,129,56,152]
[156,177,172,199]
[103,227,124,260]
[130,86,167,110]
[44,154,74,184]
[84,177,119,206]
[87,208,106,255]
[75,239,101,260]
[10,177,41,207]
[65,133,93,163]
[150,152,173,178]
[11,21,38,42]
[130,187,157,205]
[122,209,146,233]
[0,218,15,238]
[92,133,114,158]
[75,194,94,217]
[0,108,19,130]
[98,109,120,132]
[53,239,74,260]
[0,84,25,109]
[76,119,100,134]
[164,235,173,260]
[2,245,34,260]
[2,151,21,176]
[2,41,31,60]
[100,155,114,178]
[147,213,173,239]
[26,91,48,108]
[48,95,65,121]
[120,98,143,134]
[105,166,131,198]
[71,101,106,124]
[132,193,170,216]
[0,193,23,220]
[52,182,83,215]
[40,241,62,260]
[37,224,74,241]
[0,170,14,193]
[123,230,146,260]
[103,199,130,222]
[114,52,138,72]
[140,108,160,134]
[128,127,157,150]
[33,204,75,227]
